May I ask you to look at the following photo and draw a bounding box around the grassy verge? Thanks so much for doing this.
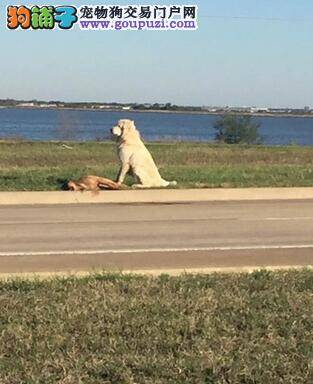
[0,141,312,190]
[0,270,312,383]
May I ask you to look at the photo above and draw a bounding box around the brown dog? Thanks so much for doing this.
[67,175,120,192]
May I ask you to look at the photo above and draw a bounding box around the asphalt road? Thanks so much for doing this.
[0,200,312,275]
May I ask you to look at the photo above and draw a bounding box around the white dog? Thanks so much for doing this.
[111,119,177,188]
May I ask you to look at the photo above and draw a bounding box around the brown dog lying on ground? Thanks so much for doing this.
[67,175,120,191]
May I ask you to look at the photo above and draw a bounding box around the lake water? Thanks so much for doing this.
[0,107,313,145]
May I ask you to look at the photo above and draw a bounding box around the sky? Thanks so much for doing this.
[1,0,313,107]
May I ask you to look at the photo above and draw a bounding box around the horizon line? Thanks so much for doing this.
[0,98,310,110]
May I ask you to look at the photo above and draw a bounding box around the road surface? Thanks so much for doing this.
[0,200,312,275]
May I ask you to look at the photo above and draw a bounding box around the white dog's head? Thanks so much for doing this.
[111,119,140,141]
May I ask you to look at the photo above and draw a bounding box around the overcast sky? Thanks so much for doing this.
[1,0,313,107]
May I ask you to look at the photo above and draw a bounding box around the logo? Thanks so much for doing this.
[7,5,198,31]
[7,5,78,30]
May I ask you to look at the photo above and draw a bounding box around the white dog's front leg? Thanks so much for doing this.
[117,163,130,184]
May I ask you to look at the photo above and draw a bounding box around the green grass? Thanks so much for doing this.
[0,270,312,383]
[0,141,313,190]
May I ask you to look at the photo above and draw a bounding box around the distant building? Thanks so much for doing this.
[269,108,290,114]
[39,103,58,108]
[202,106,220,112]
[227,106,251,113]
[251,107,269,113]
[18,102,35,107]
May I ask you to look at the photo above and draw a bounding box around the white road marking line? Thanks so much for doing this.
[0,244,313,257]
[1,217,313,225]
[241,217,313,221]
[264,217,313,221]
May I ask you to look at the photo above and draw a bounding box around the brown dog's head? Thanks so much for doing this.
[67,180,79,191]
[111,119,140,141]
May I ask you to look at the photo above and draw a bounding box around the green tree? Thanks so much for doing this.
[214,114,262,144]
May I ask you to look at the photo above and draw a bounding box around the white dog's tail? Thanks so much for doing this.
[167,180,177,187]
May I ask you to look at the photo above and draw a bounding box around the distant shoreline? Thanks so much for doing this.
[1,105,313,118]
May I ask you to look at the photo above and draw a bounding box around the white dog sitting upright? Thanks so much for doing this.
[111,119,177,188]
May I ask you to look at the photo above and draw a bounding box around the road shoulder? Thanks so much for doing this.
[1,187,313,205]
